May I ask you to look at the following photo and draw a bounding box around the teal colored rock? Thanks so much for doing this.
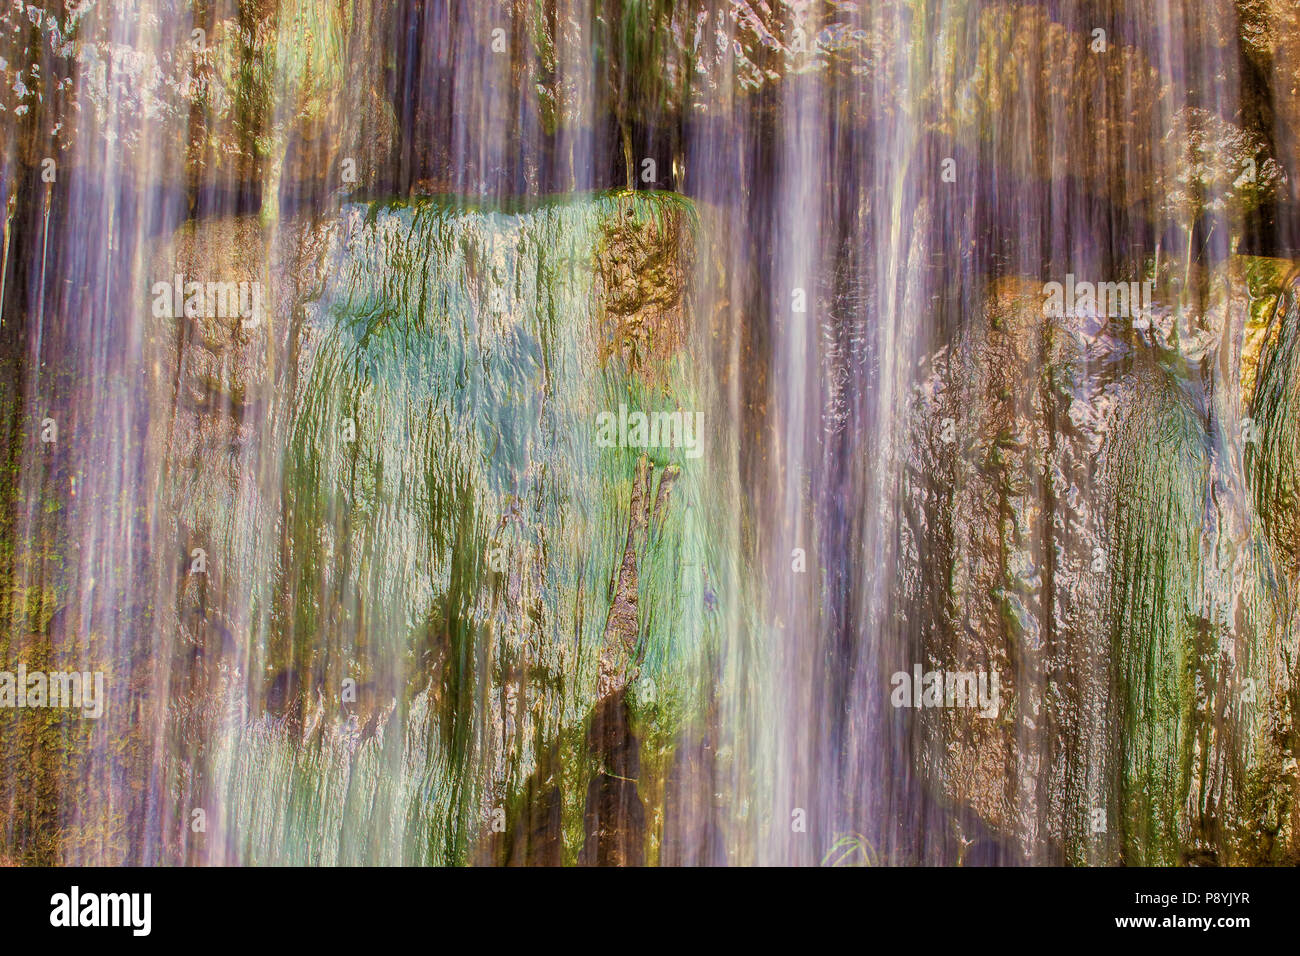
[151,193,729,865]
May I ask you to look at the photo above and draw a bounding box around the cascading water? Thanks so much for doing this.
[2,0,1299,869]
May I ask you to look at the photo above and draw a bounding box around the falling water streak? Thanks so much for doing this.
[767,17,824,868]
[1,0,1297,866]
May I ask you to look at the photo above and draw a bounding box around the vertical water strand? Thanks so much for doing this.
[31,1,186,863]
[766,2,828,866]
[673,1,755,866]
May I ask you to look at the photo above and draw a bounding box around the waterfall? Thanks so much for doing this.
[2,0,1298,867]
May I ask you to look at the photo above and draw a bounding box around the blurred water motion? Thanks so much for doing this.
[1,1,1299,866]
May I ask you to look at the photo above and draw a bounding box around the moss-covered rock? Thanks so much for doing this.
[138,191,724,865]
[906,259,1300,865]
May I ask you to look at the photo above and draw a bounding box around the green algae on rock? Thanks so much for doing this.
[904,263,1300,865]
[136,192,728,865]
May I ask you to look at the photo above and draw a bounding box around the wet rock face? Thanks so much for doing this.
[146,214,328,654]
[135,193,712,865]
[1241,0,1300,199]
[905,262,1300,865]
[579,693,646,866]
[932,5,1164,201]
[598,454,679,699]
[906,277,1116,862]
[1156,107,1285,230]
[594,198,694,376]
[1250,266,1300,575]
[0,2,396,204]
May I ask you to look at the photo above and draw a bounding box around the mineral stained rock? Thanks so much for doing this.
[907,260,1300,865]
